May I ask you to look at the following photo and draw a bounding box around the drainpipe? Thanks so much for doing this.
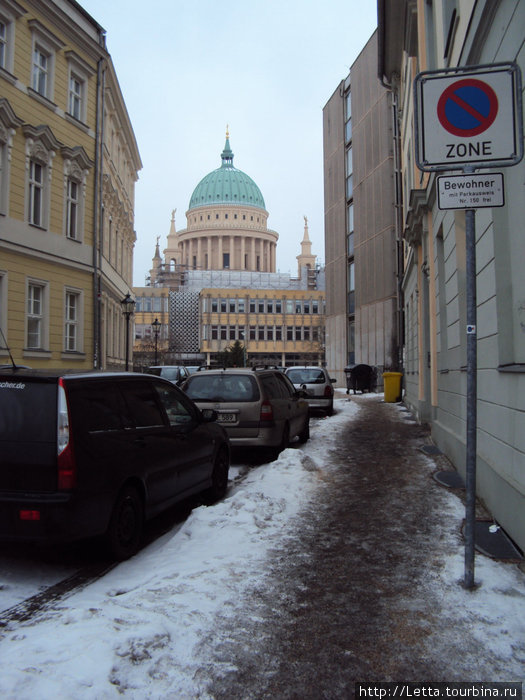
[93,56,106,368]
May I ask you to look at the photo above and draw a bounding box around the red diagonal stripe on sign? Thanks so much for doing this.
[449,91,486,124]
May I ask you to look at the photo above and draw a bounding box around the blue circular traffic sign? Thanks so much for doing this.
[437,78,499,137]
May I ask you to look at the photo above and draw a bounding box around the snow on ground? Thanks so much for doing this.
[0,394,523,698]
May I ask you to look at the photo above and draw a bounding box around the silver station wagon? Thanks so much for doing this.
[182,367,310,459]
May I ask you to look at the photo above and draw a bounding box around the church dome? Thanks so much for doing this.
[188,134,266,211]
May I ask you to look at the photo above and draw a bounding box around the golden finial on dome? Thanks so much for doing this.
[226,124,229,138]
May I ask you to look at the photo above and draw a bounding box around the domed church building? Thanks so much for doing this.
[133,131,325,369]
[163,131,278,274]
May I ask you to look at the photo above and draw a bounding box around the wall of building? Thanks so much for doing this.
[380,0,525,552]
[0,0,140,371]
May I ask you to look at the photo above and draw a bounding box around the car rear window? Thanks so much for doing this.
[287,369,326,385]
[185,374,259,402]
[0,379,57,442]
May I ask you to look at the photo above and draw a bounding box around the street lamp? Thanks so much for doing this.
[120,293,135,371]
[152,317,161,365]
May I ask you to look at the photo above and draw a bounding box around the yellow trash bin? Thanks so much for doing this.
[382,372,403,403]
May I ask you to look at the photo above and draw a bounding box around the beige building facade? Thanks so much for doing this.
[323,31,400,387]
[0,0,140,370]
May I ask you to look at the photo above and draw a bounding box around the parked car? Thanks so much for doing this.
[182,367,310,458]
[0,369,230,559]
[285,366,336,416]
[185,366,202,375]
[145,365,190,386]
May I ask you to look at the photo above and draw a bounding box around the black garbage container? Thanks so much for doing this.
[344,364,377,394]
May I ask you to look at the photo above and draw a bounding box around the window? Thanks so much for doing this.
[223,253,230,269]
[346,147,353,200]
[345,90,352,143]
[28,160,44,226]
[229,298,236,313]
[287,326,294,341]
[276,326,282,341]
[275,300,282,314]
[249,325,256,340]
[220,299,227,313]
[258,326,265,341]
[66,178,78,239]
[28,20,63,103]
[312,300,319,314]
[348,261,355,314]
[68,73,83,120]
[0,4,22,75]
[258,299,265,313]
[238,298,245,313]
[295,300,302,314]
[229,326,236,340]
[0,19,6,69]
[267,300,273,314]
[286,299,294,314]
[249,299,256,313]
[211,298,218,313]
[220,325,227,340]
[32,46,49,96]
[27,282,45,349]
[64,290,80,351]
[267,326,274,341]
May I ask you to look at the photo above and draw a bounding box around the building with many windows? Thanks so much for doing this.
[378,0,525,552]
[0,0,140,370]
[323,31,400,386]
[133,134,325,369]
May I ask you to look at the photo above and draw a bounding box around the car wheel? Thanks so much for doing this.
[326,402,334,417]
[204,446,229,504]
[106,485,144,560]
[267,422,290,462]
[297,417,310,443]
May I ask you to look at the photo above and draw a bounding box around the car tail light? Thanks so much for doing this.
[19,510,41,521]
[324,384,333,398]
[57,378,76,490]
[260,399,274,421]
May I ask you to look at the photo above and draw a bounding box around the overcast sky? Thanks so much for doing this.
[78,1,378,286]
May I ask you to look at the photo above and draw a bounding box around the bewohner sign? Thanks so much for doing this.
[437,173,504,210]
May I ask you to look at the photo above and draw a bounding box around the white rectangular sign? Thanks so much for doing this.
[415,64,522,171]
[437,173,504,210]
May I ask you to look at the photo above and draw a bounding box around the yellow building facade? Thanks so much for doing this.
[0,0,140,369]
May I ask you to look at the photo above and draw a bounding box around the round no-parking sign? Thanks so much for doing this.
[437,78,498,137]
[415,64,522,171]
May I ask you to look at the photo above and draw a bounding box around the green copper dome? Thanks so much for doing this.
[188,135,266,211]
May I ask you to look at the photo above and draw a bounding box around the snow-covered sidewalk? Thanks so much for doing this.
[0,395,523,698]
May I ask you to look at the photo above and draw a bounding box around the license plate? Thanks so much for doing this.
[217,413,236,423]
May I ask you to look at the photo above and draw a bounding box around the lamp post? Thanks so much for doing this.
[152,317,161,366]
[120,293,135,371]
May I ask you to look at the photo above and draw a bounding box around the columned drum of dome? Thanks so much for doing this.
[165,133,279,273]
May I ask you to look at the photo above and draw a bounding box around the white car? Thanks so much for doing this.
[285,366,336,416]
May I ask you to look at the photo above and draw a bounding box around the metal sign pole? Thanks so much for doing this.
[464,166,477,587]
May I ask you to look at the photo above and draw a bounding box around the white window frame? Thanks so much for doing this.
[23,125,59,231]
[28,19,63,104]
[65,51,93,124]
[65,176,79,239]
[28,158,44,226]
[0,98,22,215]
[61,146,93,242]
[64,288,83,353]
[26,279,49,351]
[0,1,24,76]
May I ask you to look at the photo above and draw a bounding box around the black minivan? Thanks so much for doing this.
[0,369,230,559]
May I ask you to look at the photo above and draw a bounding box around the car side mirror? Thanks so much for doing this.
[331,378,337,383]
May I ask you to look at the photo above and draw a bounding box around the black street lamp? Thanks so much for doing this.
[120,293,135,371]
[152,317,161,365]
